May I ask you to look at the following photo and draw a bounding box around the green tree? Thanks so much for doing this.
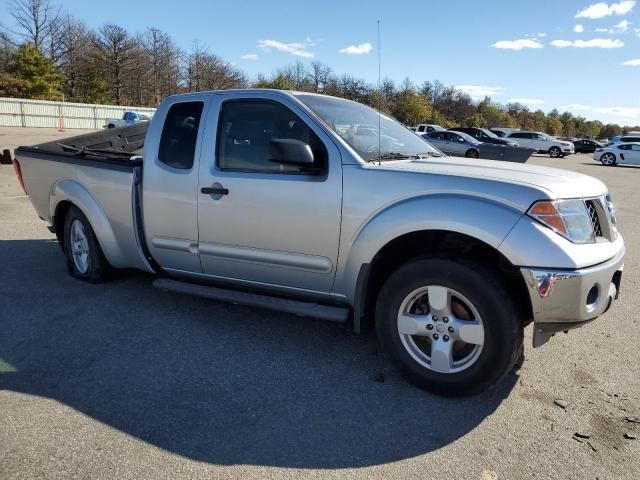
[390,87,432,126]
[254,73,294,90]
[546,117,563,136]
[1,42,63,99]
[465,112,487,128]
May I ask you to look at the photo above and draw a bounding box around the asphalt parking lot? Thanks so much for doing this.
[1,128,638,480]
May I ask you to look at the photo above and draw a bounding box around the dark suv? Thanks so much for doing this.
[448,127,519,147]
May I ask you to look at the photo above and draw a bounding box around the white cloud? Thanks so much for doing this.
[257,39,314,58]
[550,38,624,47]
[596,19,632,33]
[491,38,544,50]
[537,32,548,37]
[240,53,259,60]
[575,1,636,19]
[574,24,585,32]
[561,104,593,110]
[509,98,545,105]
[455,85,505,99]
[622,58,640,65]
[339,42,373,55]
[561,103,640,124]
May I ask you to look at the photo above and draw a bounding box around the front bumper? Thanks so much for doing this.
[521,245,625,346]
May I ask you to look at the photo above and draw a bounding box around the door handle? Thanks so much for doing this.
[201,186,229,195]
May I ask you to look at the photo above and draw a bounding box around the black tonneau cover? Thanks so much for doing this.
[16,122,148,168]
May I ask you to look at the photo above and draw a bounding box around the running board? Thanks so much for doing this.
[153,278,349,323]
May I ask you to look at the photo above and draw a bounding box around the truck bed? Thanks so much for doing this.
[14,122,152,272]
[15,122,148,168]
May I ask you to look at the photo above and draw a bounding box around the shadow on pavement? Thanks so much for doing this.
[0,239,516,468]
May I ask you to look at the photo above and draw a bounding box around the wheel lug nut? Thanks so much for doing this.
[448,326,454,333]
[427,324,434,330]
[432,316,438,321]
[443,317,449,323]
[433,333,439,340]
[443,335,449,342]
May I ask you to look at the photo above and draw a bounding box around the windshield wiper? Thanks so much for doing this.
[376,152,421,161]
[416,151,444,158]
[56,142,133,158]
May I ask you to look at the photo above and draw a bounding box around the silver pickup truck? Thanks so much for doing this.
[13,89,625,396]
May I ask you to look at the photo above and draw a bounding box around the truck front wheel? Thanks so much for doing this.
[375,258,523,396]
[63,206,111,283]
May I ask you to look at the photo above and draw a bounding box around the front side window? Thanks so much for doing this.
[158,102,204,170]
[618,144,631,150]
[217,100,327,173]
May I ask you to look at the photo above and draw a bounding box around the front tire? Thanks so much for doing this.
[600,152,617,166]
[375,258,523,396]
[549,146,561,158]
[465,149,479,159]
[63,206,111,283]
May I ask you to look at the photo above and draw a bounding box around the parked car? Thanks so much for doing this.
[573,139,603,153]
[423,130,481,158]
[507,131,574,158]
[490,128,519,138]
[594,142,640,166]
[448,127,519,147]
[13,89,624,397]
[602,135,640,146]
[414,124,446,134]
[105,110,152,129]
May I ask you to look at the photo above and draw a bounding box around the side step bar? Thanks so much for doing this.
[153,278,350,323]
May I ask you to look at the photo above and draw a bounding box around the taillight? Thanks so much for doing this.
[13,159,27,194]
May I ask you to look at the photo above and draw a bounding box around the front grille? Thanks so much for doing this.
[585,200,603,237]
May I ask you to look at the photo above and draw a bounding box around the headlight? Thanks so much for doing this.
[527,200,595,244]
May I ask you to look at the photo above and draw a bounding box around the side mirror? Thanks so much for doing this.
[269,138,315,167]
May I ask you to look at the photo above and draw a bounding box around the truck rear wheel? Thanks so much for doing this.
[63,206,111,283]
[375,257,523,396]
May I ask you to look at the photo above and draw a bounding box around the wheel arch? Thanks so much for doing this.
[352,229,533,334]
[50,180,127,267]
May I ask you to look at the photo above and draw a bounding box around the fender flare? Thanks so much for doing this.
[50,179,127,267]
[335,193,525,306]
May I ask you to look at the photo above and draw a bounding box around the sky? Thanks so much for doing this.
[7,0,640,125]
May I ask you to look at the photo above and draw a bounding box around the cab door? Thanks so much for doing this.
[142,96,210,273]
[196,92,342,293]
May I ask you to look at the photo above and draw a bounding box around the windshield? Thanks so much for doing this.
[296,94,441,161]
[479,128,499,139]
[455,131,479,143]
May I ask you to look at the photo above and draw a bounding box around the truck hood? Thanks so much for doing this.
[371,156,608,200]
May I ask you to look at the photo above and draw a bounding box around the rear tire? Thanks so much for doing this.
[375,258,523,396]
[600,152,617,166]
[63,206,111,283]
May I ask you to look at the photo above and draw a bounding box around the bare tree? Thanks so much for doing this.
[57,15,91,100]
[8,0,59,51]
[309,61,331,93]
[94,24,135,104]
[186,41,246,92]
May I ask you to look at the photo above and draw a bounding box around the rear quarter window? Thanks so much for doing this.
[158,102,204,170]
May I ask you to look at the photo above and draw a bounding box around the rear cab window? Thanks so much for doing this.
[158,102,204,170]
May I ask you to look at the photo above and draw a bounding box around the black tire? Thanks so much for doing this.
[107,124,115,129]
[465,149,479,159]
[63,205,111,283]
[549,146,561,158]
[375,258,524,396]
